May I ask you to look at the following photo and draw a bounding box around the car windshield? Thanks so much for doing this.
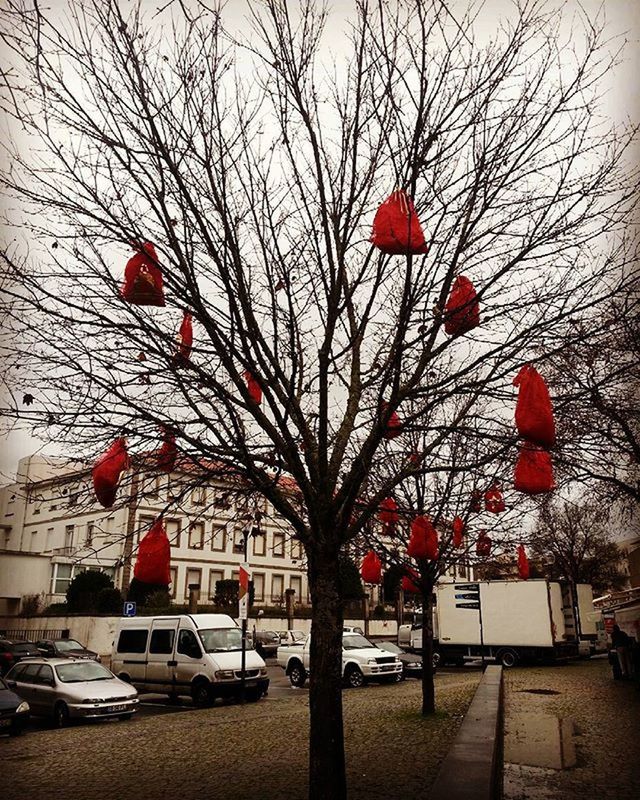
[198,628,247,653]
[55,639,84,652]
[343,634,375,650]
[13,643,39,653]
[377,641,402,654]
[0,678,8,691]
[291,631,305,641]
[55,661,113,683]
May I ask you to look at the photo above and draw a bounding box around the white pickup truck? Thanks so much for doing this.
[277,631,403,688]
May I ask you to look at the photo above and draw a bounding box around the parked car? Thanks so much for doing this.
[254,630,281,658]
[277,630,306,646]
[376,640,438,679]
[5,658,138,727]
[0,639,41,676]
[0,677,30,736]
[343,626,364,635]
[36,638,100,662]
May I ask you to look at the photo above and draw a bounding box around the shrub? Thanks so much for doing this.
[44,602,68,615]
[142,589,172,611]
[21,593,44,615]
[372,604,385,619]
[127,577,169,606]
[96,587,123,614]
[66,570,115,612]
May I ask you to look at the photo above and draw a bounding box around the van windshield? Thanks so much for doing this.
[198,628,248,653]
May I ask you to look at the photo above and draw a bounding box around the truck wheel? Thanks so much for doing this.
[498,649,519,668]
[288,661,307,688]
[345,666,365,689]
[191,679,213,707]
[432,652,441,671]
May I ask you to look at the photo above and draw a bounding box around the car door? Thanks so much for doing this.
[14,663,45,711]
[33,663,57,714]
[146,619,179,693]
[174,628,204,690]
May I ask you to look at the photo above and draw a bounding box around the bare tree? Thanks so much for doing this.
[1,2,638,798]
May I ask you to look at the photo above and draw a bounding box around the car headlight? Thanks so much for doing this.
[215,670,235,680]
[82,698,101,704]
[259,667,268,676]
[16,701,29,713]
[367,659,378,665]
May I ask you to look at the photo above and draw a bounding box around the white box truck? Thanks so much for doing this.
[400,580,589,667]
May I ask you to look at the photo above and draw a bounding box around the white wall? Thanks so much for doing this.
[0,553,51,613]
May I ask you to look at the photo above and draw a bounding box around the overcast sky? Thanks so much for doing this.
[1,0,638,483]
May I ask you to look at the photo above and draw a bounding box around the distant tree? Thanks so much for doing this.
[530,499,628,595]
[66,570,114,612]
[127,576,169,606]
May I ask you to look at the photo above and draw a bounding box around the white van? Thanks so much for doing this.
[111,614,269,706]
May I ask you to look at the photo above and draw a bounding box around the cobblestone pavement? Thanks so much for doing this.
[504,657,640,800]
[2,671,480,800]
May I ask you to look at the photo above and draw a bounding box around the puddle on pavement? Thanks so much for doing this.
[505,712,577,770]
[517,689,561,695]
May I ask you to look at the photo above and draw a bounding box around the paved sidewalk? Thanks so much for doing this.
[2,671,480,800]
[504,658,640,800]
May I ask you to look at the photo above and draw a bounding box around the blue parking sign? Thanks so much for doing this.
[123,601,137,617]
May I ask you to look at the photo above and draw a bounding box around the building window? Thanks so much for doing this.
[211,524,226,552]
[209,569,224,600]
[252,572,265,602]
[28,530,39,552]
[290,575,302,600]
[233,528,246,554]
[146,475,160,498]
[33,503,41,515]
[169,567,178,599]
[85,523,95,547]
[184,568,202,599]
[45,527,54,551]
[291,538,303,560]
[271,574,284,605]
[253,532,266,557]
[64,525,74,551]
[68,492,79,507]
[272,533,285,558]
[192,486,206,506]
[213,491,231,510]
[166,518,181,548]
[188,522,204,549]
[138,515,155,541]
[53,563,73,594]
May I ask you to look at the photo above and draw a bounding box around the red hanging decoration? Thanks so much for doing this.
[173,312,193,365]
[452,516,464,548]
[476,531,492,557]
[134,518,171,586]
[470,489,482,513]
[157,427,177,473]
[360,550,382,584]
[444,275,480,337]
[517,544,530,580]
[381,402,403,439]
[484,484,505,514]
[92,438,129,508]
[401,568,421,594]
[370,190,429,256]
[244,371,262,404]
[408,515,439,560]
[378,496,399,526]
[514,444,555,494]
[121,242,165,307]
[513,365,556,448]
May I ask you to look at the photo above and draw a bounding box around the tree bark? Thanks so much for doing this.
[421,589,435,716]
[307,546,346,800]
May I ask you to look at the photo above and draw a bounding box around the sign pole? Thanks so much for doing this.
[239,531,250,705]
[478,588,485,673]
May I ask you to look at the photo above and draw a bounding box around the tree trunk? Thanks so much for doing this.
[307,547,347,800]
[421,589,435,716]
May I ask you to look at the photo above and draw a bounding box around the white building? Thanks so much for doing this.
[0,454,308,615]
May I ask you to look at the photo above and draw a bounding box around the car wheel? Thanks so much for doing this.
[245,687,260,702]
[54,701,70,729]
[394,671,404,683]
[345,666,364,689]
[119,713,134,721]
[191,679,213,707]
[498,649,519,668]
[432,651,441,671]
[9,726,23,737]
[118,673,132,684]
[288,660,307,688]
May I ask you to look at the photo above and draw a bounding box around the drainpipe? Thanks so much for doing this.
[120,471,140,593]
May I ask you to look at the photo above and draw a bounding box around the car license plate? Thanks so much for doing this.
[107,704,127,713]
[0,718,11,727]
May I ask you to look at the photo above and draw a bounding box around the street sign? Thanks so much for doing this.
[454,583,479,591]
[455,602,480,610]
[123,601,136,617]
[238,563,251,621]
[455,593,480,600]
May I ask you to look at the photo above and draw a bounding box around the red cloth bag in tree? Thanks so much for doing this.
[121,242,165,306]
[92,438,129,508]
[401,568,421,594]
[452,516,464,548]
[157,428,177,473]
[370,190,429,255]
[134,518,171,586]
[381,402,403,439]
[360,550,382,584]
[444,276,480,337]
[513,365,556,448]
[173,312,193,365]
[476,531,492,557]
[470,489,482,513]
[408,515,439,560]
[244,371,262,404]
[379,496,399,526]
[517,544,530,580]
[484,484,505,513]
[514,444,555,494]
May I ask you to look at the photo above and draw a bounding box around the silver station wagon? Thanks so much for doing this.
[5,657,138,727]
